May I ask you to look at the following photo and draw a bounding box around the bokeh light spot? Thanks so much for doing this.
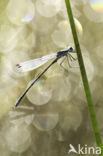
[6,0,35,25]
[74,18,83,36]
[26,80,52,105]
[90,0,103,13]
[5,124,31,153]
[51,19,83,48]
[36,0,62,17]
[33,113,59,131]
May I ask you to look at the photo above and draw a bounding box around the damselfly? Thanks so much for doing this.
[15,46,77,107]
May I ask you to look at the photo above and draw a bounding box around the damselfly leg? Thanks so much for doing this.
[60,54,78,71]
[60,57,69,73]
[67,54,79,68]
[69,53,77,61]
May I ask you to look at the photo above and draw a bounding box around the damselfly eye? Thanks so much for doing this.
[69,47,73,51]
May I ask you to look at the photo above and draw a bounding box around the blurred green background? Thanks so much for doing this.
[0,0,103,155]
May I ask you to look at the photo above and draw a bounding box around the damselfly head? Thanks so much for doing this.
[68,46,73,51]
[68,46,76,53]
[61,46,73,52]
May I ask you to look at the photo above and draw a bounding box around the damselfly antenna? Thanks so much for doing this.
[15,46,77,107]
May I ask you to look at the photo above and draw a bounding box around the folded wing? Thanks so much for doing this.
[16,53,56,72]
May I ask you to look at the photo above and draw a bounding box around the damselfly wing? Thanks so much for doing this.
[16,53,56,72]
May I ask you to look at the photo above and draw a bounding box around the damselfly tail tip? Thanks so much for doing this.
[15,103,18,108]
[15,100,20,108]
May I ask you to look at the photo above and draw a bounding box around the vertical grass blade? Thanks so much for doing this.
[65,0,103,153]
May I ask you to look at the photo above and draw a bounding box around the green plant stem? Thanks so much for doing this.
[65,0,103,154]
